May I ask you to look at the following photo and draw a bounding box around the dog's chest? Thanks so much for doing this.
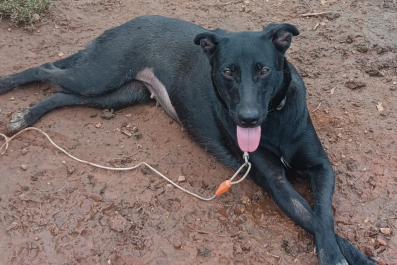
[135,68,180,123]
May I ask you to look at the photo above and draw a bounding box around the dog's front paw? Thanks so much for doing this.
[6,109,30,136]
[335,234,379,265]
[318,248,348,265]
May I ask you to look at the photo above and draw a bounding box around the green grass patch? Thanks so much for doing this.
[0,0,50,25]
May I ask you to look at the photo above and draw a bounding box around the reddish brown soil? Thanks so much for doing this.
[0,0,396,264]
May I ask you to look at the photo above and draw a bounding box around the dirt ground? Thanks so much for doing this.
[0,0,396,264]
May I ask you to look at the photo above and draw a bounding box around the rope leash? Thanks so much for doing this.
[0,127,251,201]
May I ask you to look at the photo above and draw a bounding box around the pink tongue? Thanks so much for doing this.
[236,126,261,152]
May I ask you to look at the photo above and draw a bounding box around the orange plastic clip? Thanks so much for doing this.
[215,180,232,196]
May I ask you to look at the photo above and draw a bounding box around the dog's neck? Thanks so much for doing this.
[268,57,291,112]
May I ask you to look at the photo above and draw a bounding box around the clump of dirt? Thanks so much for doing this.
[0,0,396,264]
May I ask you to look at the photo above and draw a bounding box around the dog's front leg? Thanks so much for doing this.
[249,150,316,233]
[302,162,348,265]
[250,150,345,265]
[249,149,376,265]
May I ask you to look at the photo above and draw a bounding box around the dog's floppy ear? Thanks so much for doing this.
[194,32,220,57]
[263,23,299,54]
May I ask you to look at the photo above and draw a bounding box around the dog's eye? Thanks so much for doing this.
[261,67,269,75]
[223,69,232,76]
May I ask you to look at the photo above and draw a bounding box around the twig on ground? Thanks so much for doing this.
[312,103,322,113]
[301,11,332,17]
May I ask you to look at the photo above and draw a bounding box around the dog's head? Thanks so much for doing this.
[194,23,299,152]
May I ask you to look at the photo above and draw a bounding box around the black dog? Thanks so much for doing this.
[0,16,376,265]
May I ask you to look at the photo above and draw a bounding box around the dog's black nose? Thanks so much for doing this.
[238,110,260,127]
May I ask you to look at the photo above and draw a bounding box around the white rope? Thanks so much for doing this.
[1,127,250,201]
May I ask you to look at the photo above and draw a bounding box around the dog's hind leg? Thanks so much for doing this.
[0,52,84,95]
[249,150,376,265]
[0,62,111,96]
[6,80,151,135]
[0,53,124,96]
[0,63,56,95]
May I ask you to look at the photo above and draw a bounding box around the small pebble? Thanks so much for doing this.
[134,132,142,139]
[10,96,15,101]
[21,148,28,155]
[241,241,251,251]
[173,238,182,249]
[376,245,386,253]
[376,102,384,112]
[377,237,387,246]
[34,237,39,241]
[20,165,28,171]
[377,258,387,265]
[95,122,101,128]
[178,176,186,182]
[32,13,40,22]
[379,227,391,235]
[241,195,251,205]
[67,166,75,174]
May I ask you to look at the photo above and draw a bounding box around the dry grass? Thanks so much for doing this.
[0,0,50,25]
